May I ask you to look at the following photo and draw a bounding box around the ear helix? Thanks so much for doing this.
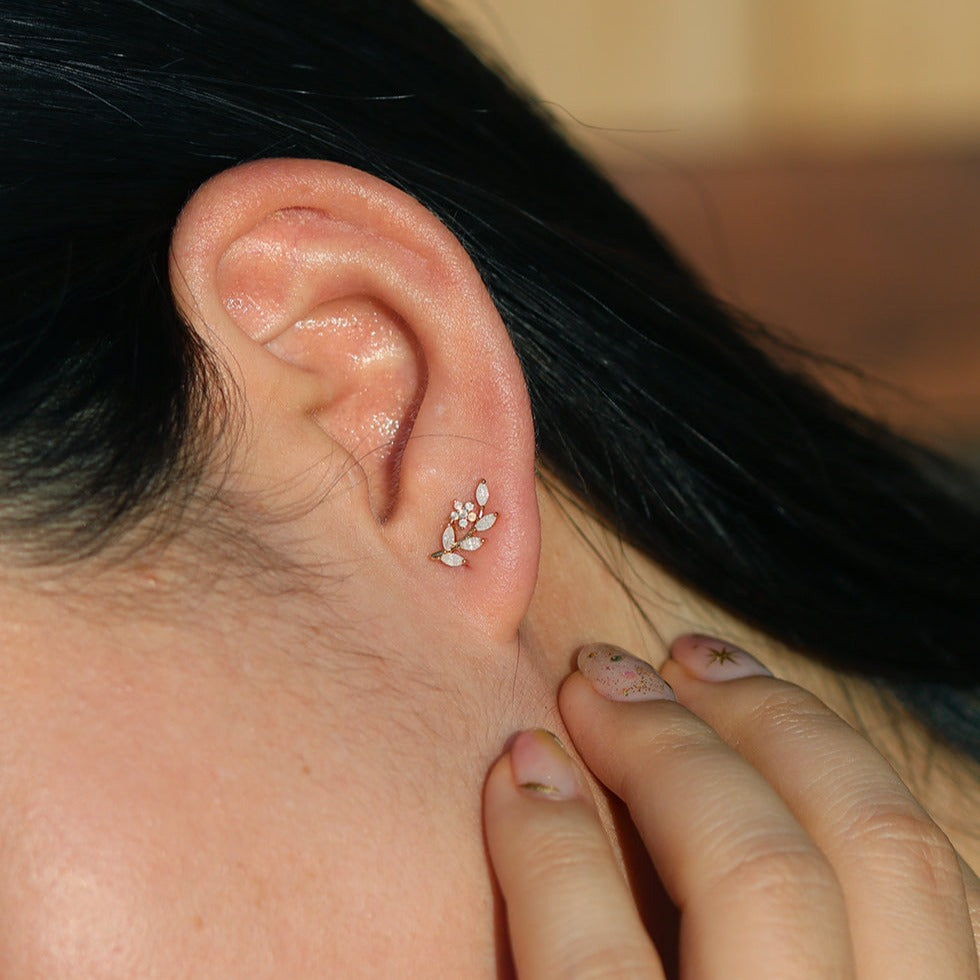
[429,479,499,567]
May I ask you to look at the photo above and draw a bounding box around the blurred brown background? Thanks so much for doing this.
[427,0,980,460]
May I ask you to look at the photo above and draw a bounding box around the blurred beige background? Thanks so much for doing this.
[429,0,980,160]
[427,0,980,455]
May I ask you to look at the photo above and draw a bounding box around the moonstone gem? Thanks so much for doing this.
[442,524,455,551]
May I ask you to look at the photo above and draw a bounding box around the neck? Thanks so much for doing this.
[526,477,980,871]
[0,492,975,974]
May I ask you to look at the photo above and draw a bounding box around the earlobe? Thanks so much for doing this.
[169,158,540,641]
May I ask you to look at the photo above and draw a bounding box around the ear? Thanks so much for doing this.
[168,158,539,641]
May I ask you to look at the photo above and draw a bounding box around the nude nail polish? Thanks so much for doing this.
[510,730,582,800]
[670,634,772,680]
[577,644,675,702]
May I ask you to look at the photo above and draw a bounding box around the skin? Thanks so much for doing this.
[485,651,980,978]
[530,483,980,874]
[0,158,976,976]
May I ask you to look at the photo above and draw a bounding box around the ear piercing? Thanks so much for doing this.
[429,479,498,567]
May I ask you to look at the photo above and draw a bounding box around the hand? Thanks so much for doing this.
[484,637,980,978]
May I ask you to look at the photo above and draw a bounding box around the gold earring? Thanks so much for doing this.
[429,479,498,567]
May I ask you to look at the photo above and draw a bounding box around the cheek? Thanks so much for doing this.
[0,633,504,976]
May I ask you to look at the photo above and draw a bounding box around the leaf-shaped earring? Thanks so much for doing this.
[429,478,499,567]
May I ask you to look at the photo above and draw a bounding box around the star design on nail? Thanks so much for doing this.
[707,646,739,666]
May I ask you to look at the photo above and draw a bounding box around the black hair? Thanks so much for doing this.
[2,0,978,753]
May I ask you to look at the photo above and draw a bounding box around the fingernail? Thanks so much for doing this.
[670,634,773,680]
[577,643,675,702]
[510,730,582,800]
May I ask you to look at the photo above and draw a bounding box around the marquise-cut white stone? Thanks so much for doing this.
[476,480,489,507]
[474,512,496,531]
[459,536,484,551]
[440,552,465,566]
[442,524,455,551]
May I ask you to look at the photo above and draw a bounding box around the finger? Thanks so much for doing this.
[484,729,663,980]
[561,645,856,979]
[666,634,979,980]
[958,855,980,960]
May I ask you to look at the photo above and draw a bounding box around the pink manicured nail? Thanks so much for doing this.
[577,644,675,702]
[670,634,773,680]
[510,730,582,800]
